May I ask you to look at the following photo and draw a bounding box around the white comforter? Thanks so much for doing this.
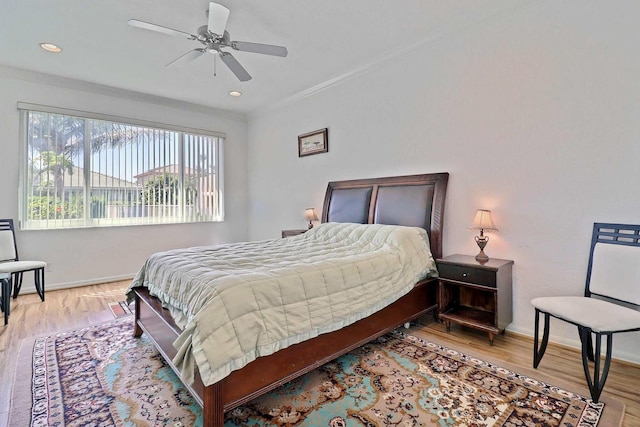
[127,222,437,387]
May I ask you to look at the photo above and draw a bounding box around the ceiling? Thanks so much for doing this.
[0,0,527,115]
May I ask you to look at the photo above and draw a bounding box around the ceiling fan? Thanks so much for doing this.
[128,2,288,82]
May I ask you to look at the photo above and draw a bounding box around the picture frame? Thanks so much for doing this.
[298,128,328,157]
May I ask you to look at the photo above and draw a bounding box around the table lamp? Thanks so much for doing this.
[470,209,498,262]
[304,207,318,229]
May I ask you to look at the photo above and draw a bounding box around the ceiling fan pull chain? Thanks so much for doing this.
[213,52,217,77]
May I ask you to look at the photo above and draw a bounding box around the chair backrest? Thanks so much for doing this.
[586,222,640,307]
[0,219,19,263]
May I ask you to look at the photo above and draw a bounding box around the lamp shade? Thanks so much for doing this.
[470,209,497,231]
[304,207,318,221]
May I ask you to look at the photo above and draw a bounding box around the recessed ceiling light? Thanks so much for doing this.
[39,42,62,53]
[229,91,242,97]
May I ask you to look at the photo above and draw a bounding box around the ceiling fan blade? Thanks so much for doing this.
[231,41,288,57]
[207,2,230,37]
[128,19,196,39]
[165,49,206,67]
[219,52,251,81]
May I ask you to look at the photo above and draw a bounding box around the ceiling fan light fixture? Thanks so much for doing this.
[229,91,242,97]
[39,42,62,53]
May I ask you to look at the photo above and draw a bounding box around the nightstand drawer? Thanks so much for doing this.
[438,263,496,287]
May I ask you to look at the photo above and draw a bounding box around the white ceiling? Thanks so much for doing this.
[0,0,528,115]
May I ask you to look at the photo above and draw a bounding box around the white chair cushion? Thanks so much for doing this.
[0,260,47,273]
[532,296,640,333]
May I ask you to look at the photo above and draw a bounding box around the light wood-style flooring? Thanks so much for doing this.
[1,280,638,426]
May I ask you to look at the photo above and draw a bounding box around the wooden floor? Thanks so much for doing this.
[1,280,638,426]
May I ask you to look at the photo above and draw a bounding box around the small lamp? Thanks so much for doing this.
[469,209,498,263]
[304,207,318,229]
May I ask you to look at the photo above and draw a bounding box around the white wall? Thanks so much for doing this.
[0,67,249,290]
[247,1,640,363]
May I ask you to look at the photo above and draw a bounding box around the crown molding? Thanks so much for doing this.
[249,0,538,120]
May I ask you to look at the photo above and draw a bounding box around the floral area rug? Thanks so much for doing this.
[227,333,607,427]
[12,318,620,427]
[25,318,201,426]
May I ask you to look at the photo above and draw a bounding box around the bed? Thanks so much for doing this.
[129,172,449,426]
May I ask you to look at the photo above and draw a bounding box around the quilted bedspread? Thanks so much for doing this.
[127,222,437,387]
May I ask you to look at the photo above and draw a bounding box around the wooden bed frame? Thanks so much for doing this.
[133,172,449,426]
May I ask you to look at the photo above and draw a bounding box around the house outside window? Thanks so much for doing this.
[18,103,224,230]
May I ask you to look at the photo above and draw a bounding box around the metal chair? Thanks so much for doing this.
[531,222,640,403]
[0,219,46,301]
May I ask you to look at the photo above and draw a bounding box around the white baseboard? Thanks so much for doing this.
[13,274,134,295]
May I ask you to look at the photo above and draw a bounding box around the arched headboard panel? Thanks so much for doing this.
[321,172,449,259]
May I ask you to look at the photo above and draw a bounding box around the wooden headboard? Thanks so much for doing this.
[321,172,449,259]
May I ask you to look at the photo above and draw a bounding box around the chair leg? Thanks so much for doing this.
[1,277,10,325]
[35,268,45,302]
[579,325,595,362]
[533,309,550,368]
[579,328,613,403]
[12,272,24,299]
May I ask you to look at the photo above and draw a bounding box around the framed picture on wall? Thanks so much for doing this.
[298,128,328,157]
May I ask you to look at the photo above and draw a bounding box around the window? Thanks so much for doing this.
[18,103,224,230]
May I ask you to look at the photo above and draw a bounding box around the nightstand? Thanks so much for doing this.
[436,254,513,345]
[281,229,307,238]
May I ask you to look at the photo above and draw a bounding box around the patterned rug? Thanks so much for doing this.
[10,318,623,427]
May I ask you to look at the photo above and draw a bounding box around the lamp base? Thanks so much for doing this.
[475,249,489,263]
[474,234,490,263]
